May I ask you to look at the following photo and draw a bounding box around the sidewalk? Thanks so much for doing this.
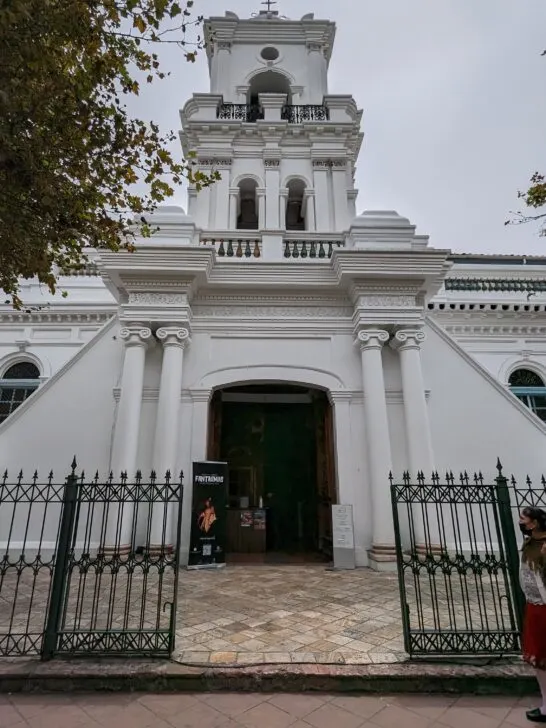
[0,691,540,728]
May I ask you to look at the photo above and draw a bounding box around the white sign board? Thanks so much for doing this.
[332,504,356,569]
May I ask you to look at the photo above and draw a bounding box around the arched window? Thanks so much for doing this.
[285,179,306,231]
[237,179,259,230]
[509,368,546,422]
[0,361,40,424]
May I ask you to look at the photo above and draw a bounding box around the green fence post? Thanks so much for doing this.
[390,475,412,656]
[42,459,79,660]
[495,460,525,635]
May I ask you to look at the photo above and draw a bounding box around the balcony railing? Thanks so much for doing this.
[217,104,264,123]
[216,103,330,124]
[284,240,344,259]
[201,237,262,259]
[281,105,330,123]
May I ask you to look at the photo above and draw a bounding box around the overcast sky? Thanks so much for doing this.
[130,0,546,255]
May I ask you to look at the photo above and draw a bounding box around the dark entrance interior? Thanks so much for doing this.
[208,384,336,562]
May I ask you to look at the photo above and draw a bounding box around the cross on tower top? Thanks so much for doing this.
[261,0,277,12]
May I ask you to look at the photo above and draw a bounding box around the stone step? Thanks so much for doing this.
[0,658,537,696]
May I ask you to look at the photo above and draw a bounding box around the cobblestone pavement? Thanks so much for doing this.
[175,565,406,666]
[0,692,540,728]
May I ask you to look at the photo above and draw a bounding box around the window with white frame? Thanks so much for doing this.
[508,368,546,423]
[0,362,40,424]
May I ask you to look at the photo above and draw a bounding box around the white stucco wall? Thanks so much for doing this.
[423,318,546,481]
[0,318,121,476]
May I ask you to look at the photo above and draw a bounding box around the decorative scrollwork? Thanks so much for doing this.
[156,327,191,348]
[119,327,152,346]
[217,104,264,123]
[281,105,330,123]
[392,329,426,350]
[356,330,390,350]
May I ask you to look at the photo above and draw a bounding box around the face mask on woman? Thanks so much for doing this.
[519,523,533,536]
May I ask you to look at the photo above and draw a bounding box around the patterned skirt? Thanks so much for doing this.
[523,603,546,670]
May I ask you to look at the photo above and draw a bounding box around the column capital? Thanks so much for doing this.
[229,187,239,196]
[391,328,426,352]
[355,329,390,351]
[156,326,191,349]
[303,188,316,198]
[119,326,152,348]
[256,187,266,198]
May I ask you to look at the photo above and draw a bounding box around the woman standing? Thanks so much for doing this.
[519,506,546,723]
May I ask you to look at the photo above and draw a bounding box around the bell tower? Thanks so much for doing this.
[180,8,363,237]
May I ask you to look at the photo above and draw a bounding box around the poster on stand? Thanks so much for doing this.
[188,461,228,569]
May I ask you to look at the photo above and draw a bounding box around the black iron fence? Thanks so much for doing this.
[0,461,183,659]
[217,103,264,123]
[281,104,330,123]
[390,461,544,658]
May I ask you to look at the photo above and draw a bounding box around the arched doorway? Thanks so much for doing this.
[208,383,336,562]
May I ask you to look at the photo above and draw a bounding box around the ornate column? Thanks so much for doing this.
[304,189,316,231]
[391,329,434,476]
[107,325,152,551]
[149,327,190,552]
[356,329,396,569]
[229,187,239,229]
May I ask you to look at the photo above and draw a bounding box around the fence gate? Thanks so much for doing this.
[390,468,523,658]
[0,461,184,659]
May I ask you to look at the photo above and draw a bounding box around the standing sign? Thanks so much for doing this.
[332,504,356,570]
[188,461,228,569]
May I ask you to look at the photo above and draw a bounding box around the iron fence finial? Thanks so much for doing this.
[71,456,77,473]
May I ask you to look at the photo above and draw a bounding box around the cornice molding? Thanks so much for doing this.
[429,301,546,315]
[0,310,115,325]
[443,323,546,337]
[192,304,353,318]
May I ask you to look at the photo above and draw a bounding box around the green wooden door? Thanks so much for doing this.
[263,404,317,552]
[220,400,318,553]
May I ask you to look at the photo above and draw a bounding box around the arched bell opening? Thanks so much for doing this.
[247,70,291,108]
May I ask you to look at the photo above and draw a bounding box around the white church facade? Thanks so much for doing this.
[1,8,546,569]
